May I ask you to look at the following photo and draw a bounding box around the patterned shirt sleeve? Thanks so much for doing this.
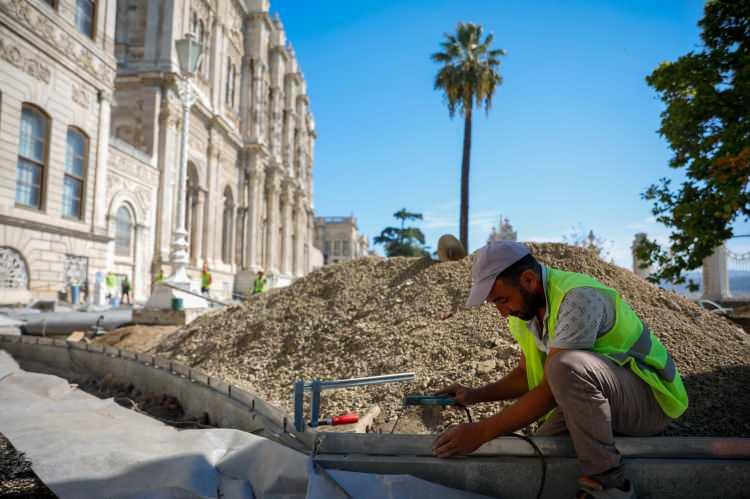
[550,287,616,350]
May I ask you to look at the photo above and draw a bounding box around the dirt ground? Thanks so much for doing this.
[91,325,178,353]
[0,433,56,499]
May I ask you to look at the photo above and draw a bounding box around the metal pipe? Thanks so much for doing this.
[303,372,415,391]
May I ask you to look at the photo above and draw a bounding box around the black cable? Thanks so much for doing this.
[463,407,546,499]
[394,402,546,499]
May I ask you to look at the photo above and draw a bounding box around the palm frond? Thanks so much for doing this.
[431,22,505,117]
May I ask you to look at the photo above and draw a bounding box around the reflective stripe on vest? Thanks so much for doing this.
[607,325,677,383]
[508,267,688,420]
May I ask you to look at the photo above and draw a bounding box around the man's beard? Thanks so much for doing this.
[512,286,545,321]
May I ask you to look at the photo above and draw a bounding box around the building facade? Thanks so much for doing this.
[314,216,369,265]
[488,215,517,243]
[0,0,317,304]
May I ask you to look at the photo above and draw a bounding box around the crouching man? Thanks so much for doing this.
[434,241,687,499]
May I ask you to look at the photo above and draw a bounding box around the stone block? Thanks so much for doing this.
[66,332,86,343]
[121,349,137,360]
[132,307,209,326]
[208,377,230,396]
[88,343,105,353]
[173,362,190,378]
[137,353,154,365]
[105,346,120,357]
[155,357,172,371]
[229,386,255,408]
[69,340,88,351]
[190,368,209,385]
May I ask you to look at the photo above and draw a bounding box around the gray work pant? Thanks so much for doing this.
[535,350,672,476]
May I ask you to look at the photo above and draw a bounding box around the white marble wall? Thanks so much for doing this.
[0,0,118,301]
[110,0,317,297]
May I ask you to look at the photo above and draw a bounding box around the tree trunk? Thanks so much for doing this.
[459,106,473,252]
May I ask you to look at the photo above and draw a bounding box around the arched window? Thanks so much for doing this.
[114,206,133,257]
[64,128,88,219]
[75,0,96,38]
[16,105,49,210]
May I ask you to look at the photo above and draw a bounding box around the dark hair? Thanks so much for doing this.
[497,254,541,285]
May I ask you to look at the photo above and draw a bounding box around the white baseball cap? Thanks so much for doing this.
[465,241,531,307]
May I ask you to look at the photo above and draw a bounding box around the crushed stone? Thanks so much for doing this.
[154,243,750,437]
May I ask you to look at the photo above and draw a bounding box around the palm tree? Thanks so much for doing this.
[432,23,505,252]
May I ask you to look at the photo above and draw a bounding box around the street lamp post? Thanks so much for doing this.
[170,33,202,283]
[144,33,208,312]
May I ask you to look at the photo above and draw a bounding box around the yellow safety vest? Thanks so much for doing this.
[508,267,688,419]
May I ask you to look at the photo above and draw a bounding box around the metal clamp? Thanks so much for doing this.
[293,372,415,432]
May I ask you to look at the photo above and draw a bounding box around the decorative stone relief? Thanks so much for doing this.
[72,83,89,108]
[0,37,52,83]
[0,0,114,86]
[191,0,214,20]
[64,254,88,285]
[0,247,29,289]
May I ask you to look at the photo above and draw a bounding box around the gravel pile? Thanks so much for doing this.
[155,243,750,436]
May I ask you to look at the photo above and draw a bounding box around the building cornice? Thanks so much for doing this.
[0,214,112,243]
[247,11,274,31]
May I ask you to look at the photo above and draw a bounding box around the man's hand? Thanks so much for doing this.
[432,422,488,458]
[434,383,477,406]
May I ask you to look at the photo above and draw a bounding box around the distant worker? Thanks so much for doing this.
[252,270,267,295]
[151,267,164,292]
[81,279,89,304]
[434,241,687,499]
[201,263,212,297]
[105,271,117,305]
[121,275,132,305]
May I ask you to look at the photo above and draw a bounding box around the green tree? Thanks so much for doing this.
[636,0,750,287]
[432,23,505,252]
[374,208,430,257]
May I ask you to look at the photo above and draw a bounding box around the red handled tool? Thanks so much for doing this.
[316,413,359,426]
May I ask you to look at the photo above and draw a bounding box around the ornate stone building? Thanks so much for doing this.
[0,0,317,303]
[314,216,370,265]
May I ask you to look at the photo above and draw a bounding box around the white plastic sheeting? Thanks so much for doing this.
[0,350,492,499]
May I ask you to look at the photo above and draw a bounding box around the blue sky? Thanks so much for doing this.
[273,0,750,269]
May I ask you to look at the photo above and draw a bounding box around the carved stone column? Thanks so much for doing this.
[209,17,221,107]
[702,244,731,301]
[265,169,280,273]
[280,182,293,275]
[154,93,181,263]
[245,158,264,270]
[236,207,246,268]
[294,191,305,276]
[92,91,112,235]
[191,189,205,266]
[269,87,282,162]
[203,139,218,265]
[250,61,263,142]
